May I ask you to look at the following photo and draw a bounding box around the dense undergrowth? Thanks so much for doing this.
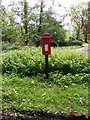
[2,47,88,77]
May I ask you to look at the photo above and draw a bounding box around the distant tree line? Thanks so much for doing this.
[0,0,88,47]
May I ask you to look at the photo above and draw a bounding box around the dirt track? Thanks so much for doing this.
[76,46,89,51]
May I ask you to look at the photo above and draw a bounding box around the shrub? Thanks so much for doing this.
[57,40,83,46]
[48,71,89,85]
[2,41,21,51]
[70,40,83,46]
[2,47,88,77]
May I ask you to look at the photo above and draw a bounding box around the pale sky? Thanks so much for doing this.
[2,0,89,7]
[2,0,89,17]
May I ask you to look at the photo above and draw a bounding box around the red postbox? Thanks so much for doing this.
[42,34,51,55]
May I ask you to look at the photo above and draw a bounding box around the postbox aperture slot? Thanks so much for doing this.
[43,38,50,41]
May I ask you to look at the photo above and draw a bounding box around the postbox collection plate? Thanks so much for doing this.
[45,44,48,51]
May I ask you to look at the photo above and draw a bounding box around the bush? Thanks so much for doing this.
[48,72,89,85]
[2,42,21,51]
[57,40,83,46]
[2,47,88,77]
[58,40,68,46]
[70,40,83,46]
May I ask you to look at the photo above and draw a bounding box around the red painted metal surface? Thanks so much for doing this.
[42,34,51,55]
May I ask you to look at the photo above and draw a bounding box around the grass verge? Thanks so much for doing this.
[2,74,88,115]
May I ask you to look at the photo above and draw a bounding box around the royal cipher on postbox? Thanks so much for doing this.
[42,34,51,55]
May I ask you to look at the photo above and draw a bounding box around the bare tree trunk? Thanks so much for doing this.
[84,28,87,43]
[76,25,80,40]
[36,0,43,47]
[38,0,43,33]
[24,0,28,45]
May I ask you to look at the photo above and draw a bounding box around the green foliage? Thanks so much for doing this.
[42,11,66,47]
[37,72,89,86]
[2,42,21,51]
[1,2,18,43]
[49,72,89,85]
[56,40,83,46]
[1,1,89,46]
[69,2,88,42]
[1,0,66,46]
[2,47,88,77]
[69,40,83,46]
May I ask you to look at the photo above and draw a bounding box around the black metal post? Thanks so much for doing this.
[45,55,48,79]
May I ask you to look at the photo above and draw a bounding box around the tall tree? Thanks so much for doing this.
[87,2,90,43]
[81,7,88,43]
[23,0,28,45]
[18,0,40,45]
[17,0,29,45]
[35,0,44,47]
[1,1,18,43]
[42,10,66,46]
[69,2,88,42]
[38,0,44,33]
